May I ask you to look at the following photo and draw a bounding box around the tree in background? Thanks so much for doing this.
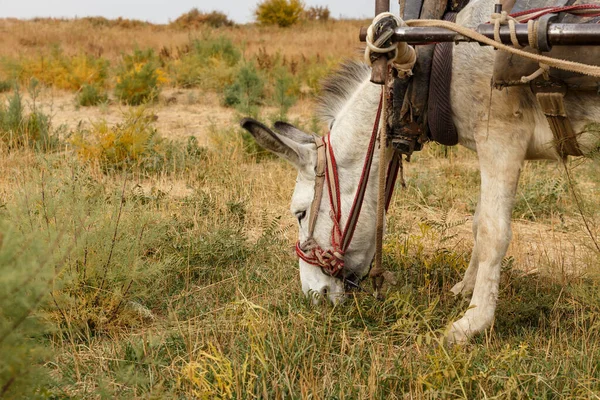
[255,0,305,27]
[171,9,234,29]
[304,6,331,21]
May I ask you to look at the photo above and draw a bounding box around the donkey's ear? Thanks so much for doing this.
[273,121,315,145]
[240,118,308,168]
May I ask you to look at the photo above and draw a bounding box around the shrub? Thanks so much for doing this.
[255,0,304,27]
[71,108,164,171]
[299,61,328,95]
[168,36,240,89]
[171,9,234,28]
[80,16,111,27]
[193,36,241,66]
[76,83,108,107]
[112,17,150,29]
[2,48,109,90]
[71,108,205,173]
[304,5,330,21]
[0,87,56,150]
[114,49,167,105]
[0,80,13,93]
[223,63,265,115]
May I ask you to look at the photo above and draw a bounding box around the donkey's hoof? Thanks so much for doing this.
[444,321,470,346]
[450,281,464,296]
[450,281,473,298]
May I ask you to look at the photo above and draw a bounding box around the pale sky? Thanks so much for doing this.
[0,1,400,24]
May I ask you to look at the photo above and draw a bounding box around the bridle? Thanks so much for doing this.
[295,91,401,287]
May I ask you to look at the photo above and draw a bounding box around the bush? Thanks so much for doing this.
[71,108,205,173]
[80,16,111,27]
[168,36,240,89]
[304,5,330,21]
[114,49,167,105]
[255,0,304,27]
[0,87,56,150]
[223,63,265,115]
[71,108,161,171]
[0,80,13,93]
[76,83,108,107]
[1,48,109,91]
[171,9,234,28]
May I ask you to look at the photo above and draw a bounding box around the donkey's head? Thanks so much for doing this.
[240,62,381,303]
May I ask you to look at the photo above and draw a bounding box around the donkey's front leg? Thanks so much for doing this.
[450,200,480,297]
[446,136,525,344]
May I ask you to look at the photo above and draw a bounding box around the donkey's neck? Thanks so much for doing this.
[329,79,382,168]
[326,77,383,221]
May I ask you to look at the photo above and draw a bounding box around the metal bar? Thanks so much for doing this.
[360,23,600,47]
[547,24,600,46]
[370,0,390,84]
[375,0,388,14]
[477,23,600,47]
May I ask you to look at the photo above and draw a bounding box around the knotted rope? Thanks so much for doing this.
[489,10,551,83]
[490,10,522,47]
[296,239,345,275]
[296,96,385,280]
[365,12,417,74]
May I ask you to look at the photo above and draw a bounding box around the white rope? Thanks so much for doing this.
[365,12,417,74]
[527,19,538,49]
[521,63,550,83]
[365,12,400,57]
[490,11,522,48]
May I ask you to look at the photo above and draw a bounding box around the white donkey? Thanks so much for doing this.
[241,0,600,344]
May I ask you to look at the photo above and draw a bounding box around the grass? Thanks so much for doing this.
[1,121,599,398]
[0,14,600,399]
[76,83,108,107]
[0,83,58,150]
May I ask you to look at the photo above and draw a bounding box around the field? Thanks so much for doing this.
[1,15,600,399]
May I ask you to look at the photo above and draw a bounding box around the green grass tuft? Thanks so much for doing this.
[0,87,58,150]
[77,83,108,107]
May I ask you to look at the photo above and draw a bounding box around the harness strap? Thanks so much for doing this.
[340,95,384,251]
[428,11,460,146]
[307,136,326,239]
[325,135,342,245]
[384,151,402,211]
[534,89,584,158]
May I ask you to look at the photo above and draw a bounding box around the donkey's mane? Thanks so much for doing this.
[317,61,371,124]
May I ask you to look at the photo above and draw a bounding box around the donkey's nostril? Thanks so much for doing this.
[321,286,329,297]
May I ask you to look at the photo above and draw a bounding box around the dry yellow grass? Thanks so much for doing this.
[0,18,365,61]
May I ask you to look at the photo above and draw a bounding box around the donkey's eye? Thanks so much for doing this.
[329,120,335,130]
[295,210,307,222]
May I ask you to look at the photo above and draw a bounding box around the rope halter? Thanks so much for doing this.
[295,93,384,277]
